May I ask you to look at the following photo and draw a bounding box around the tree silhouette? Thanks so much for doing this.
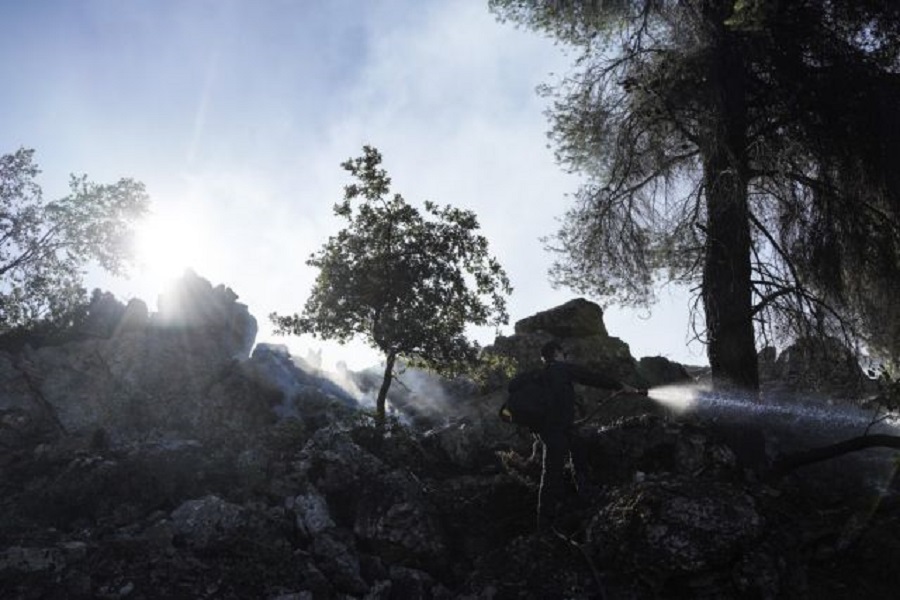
[0,148,149,333]
[491,0,900,388]
[272,146,511,419]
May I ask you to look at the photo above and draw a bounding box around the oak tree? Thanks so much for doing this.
[271,146,511,419]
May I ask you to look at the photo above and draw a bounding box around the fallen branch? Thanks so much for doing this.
[770,434,900,479]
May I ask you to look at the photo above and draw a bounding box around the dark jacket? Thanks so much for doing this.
[543,360,623,428]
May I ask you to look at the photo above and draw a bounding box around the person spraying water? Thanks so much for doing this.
[525,340,646,528]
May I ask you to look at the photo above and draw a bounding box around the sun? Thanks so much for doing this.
[133,212,206,290]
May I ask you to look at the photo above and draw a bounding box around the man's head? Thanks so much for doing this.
[541,340,565,363]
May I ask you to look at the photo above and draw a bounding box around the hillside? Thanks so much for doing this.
[2,273,899,599]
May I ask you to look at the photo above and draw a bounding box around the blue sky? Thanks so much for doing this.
[1,0,706,369]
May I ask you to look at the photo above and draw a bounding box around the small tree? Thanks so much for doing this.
[271,146,511,419]
[0,148,149,333]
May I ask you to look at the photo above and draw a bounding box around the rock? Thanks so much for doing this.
[420,388,524,470]
[589,476,764,588]
[353,475,446,567]
[583,415,742,484]
[118,298,150,332]
[155,270,257,360]
[297,427,447,569]
[386,565,436,599]
[763,336,875,398]
[291,487,336,538]
[311,528,369,595]
[491,298,645,387]
[0,545,66,574]
[170,495,246,549]
[0,272,279,443]
[637,355,693,388]
[246,344,358,417]
[78,290,128,339]
[1,279,896,600]
[270,593,314,600]
[514,298,608,338]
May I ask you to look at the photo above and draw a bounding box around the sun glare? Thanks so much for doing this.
[134,212,206,291]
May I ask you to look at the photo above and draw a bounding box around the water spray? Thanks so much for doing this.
[646,381,900,434]
[646,383,707,413]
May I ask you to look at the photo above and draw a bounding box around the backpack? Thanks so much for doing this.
[499,367,550,429]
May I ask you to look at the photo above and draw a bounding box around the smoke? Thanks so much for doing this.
[251,344,361,419]
[391,368,453,413]
[323,360,364,401]
[350,364,463,423]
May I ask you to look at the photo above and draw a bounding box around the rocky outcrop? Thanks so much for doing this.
[514,297,609,338]
[590,477,763,589]
[153,270,258,359]
[492,299,640,381]
[759,337,877,399]
[637,355,693,388]
[0,271,262,443]
[488,298,692,422]
[1,400,821,600]
[2,292,898,599]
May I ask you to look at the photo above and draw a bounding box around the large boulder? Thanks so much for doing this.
[487,298,667,422]
[514,298,608,338]
[491,298,642,383]
[637,355,693,388]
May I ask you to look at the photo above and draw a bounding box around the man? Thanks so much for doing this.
[536,340,645,526]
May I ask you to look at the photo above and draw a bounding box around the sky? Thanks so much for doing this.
[1,0,708,370]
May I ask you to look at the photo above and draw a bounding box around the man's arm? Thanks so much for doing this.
[564,363,646,394]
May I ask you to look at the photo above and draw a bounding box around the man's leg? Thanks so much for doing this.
[538,428,569,522]
[568,430,594,498]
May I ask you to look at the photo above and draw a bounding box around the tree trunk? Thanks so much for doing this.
[375,350,397,421]
[701,15,759,391]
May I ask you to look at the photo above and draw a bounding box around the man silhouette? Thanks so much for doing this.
[536,340,645,526]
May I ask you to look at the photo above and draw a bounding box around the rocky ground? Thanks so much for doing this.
[2,278,899,599]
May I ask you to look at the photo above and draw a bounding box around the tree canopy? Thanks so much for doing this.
[0,148,149,333]
[271,145,511,418]
[491,0,900,386]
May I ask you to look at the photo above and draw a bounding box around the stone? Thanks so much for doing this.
[514,298,608,338]
[170,495,246,549]
[637,355,692,388]
[0,545,66,573]
[489,298,645,383]
[293,487,336,538]
[154,270,258,360]
[588,476,763,577]
[311,529,369,595]
[0,272,274,442]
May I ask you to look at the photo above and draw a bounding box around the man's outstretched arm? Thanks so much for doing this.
[565,363,647,394]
